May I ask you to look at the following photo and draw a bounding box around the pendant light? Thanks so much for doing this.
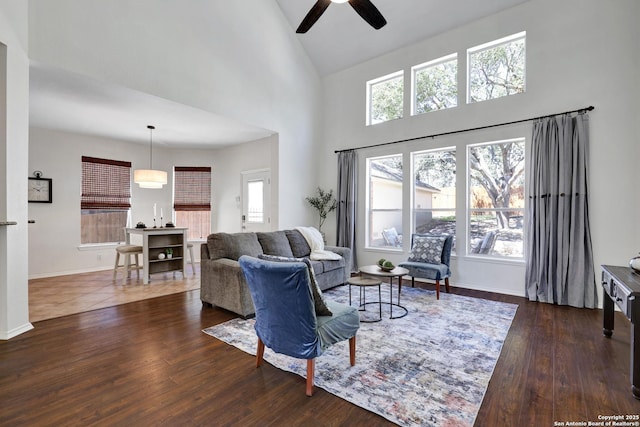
[134,125,167,189]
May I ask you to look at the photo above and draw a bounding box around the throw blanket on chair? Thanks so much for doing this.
[295,226,342,261]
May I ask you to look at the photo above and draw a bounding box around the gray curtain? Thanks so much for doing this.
[525,112,597,308]
[337,150,358,272]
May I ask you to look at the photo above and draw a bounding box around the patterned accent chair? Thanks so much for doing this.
[238,255,360,396]
[398,234,454,300]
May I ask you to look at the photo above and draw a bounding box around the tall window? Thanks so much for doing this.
[412,148,456,251]
[412,54,457,115]
[174,167,211,241]
[366,155,403,249]
[467,138,525,257]
[81,156,131,244]
[367,71,404,125]
[468,32,526,103]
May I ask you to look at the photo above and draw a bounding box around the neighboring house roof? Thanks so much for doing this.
[370,162,440,192]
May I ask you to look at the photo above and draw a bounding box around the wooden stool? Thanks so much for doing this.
[186,242,196,276]
[113,245,143,283]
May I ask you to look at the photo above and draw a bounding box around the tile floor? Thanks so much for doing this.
[29,265,201,322]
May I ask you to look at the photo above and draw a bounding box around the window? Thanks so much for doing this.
[366,155,403,249]
[81,156,131,244]
[246,180,264,223]
[412,148,456,252]
[367,71,404,125]
[468,32,526,103]
[173,166,211,241]
[412,54,457,115]
[467,138,525,257]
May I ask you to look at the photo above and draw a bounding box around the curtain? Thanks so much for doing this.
[337,150,358,272]
[81,156,131,209]
[525,112,597,308]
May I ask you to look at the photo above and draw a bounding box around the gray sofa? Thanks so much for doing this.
[200,229,352,317]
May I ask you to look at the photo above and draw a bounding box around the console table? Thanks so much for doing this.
[126,228,187,284]
[601,265,640,399]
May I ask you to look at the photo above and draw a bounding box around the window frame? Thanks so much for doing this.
[411,53,458,116]
[365,154,404,251]
[467,31,526,104]
[173,166,212,241]
[366,70,405,126]
[410,147,457,253]
[466,138,525,259]
[80,156,132,245]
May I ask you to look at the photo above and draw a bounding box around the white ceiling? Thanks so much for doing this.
[276,0,529,76]
[29,0,528,148]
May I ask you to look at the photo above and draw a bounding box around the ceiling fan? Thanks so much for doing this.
[296,0,387,34]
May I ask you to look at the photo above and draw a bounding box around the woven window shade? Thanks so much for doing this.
[174,167,211,211]
[81,156,132,209]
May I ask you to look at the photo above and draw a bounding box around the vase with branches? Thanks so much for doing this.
[305,187,337,240]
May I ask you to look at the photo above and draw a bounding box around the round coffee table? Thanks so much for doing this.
[347,276,383,322]
[358,265,409,319]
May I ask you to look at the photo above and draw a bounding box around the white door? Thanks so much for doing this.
[241,169,271,232]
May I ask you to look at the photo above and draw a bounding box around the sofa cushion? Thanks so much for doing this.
[284,229,311,258]
[408,235,446,264]
[257,231,294,258]
[320,258,345,274]
[207,232,263,261]
[258,254,332,316]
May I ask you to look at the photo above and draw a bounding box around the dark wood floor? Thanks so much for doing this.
[1,283,639,426]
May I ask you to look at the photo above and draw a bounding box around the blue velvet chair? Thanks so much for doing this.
[238,255,360,396]
[398,234,453,300]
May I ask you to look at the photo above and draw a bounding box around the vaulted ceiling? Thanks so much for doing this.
[29,0,529,148]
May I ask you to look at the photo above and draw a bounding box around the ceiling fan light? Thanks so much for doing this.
[331,0,349,3]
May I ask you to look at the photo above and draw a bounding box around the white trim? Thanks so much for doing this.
[1,323,34,340]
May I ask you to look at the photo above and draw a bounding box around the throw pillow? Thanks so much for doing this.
[257,231,294,258]
[258,254,333,317]
[408,235,447,264]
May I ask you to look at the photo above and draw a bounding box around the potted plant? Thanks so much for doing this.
[305,187,337,242]
[165,248,173,259]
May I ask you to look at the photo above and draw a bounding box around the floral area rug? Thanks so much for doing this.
[203,284,517,426]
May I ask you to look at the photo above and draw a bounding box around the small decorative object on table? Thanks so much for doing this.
[157,252,166,260]
[135,222,146,229]
[165,222,175,228]
[377,258,395,272]
[630,254,640,273]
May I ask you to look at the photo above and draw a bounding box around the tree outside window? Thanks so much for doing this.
[468,139,525,257]
[412,54,457,115]
[412,148,456,252]
[367,71,403,125]
[468,32,526,103]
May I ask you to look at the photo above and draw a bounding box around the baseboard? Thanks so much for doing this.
[407,276,526,298]
[1,322,34,340]
[29,266,112,280]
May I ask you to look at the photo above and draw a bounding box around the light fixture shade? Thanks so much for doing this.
[134,169,167,189]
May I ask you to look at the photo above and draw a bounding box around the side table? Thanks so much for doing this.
[358,265,409,319]
[347,277,383,323]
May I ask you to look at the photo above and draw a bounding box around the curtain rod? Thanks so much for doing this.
[334,105,595,154]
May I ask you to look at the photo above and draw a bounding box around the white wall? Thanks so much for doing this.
[320,0,640,302]
[28,0,321,230]
[0,0,32,339]
[28,127,277,278]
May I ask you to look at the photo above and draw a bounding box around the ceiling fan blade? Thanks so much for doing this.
[296,0,332,34]
[348,0,387,30]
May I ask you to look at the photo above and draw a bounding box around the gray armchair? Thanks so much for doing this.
[398,234,453,299]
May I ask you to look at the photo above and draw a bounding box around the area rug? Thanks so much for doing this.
[203,285,517,426]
